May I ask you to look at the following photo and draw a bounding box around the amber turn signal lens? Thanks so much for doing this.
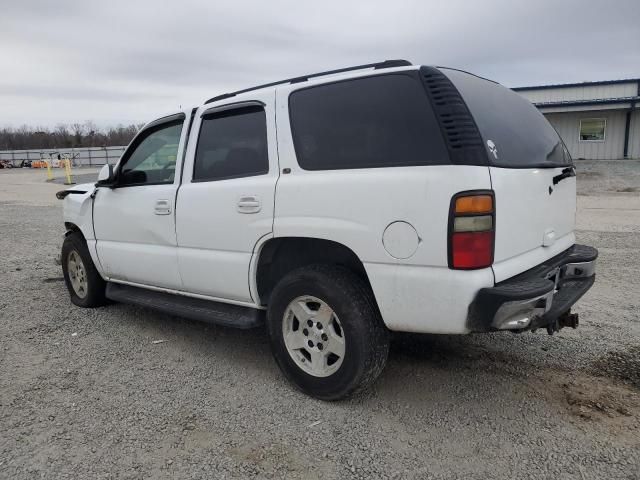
[455,195,493,214]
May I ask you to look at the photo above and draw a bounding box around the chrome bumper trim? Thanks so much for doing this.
[492,291,552,330]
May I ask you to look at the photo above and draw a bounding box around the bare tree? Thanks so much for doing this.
[0,121,142,150]
[54,124,72,148]
[71,123,85,147]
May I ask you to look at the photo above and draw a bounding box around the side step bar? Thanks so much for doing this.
[105,282,264,329]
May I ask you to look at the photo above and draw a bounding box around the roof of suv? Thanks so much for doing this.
[203,59,415,105]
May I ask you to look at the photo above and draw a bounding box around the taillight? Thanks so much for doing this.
[448,191,495,269]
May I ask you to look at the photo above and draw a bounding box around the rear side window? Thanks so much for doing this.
[289,73,449,170]
[193,106,269,182]
[441,68,571,168]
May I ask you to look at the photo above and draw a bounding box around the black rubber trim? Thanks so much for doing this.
[505,244,598,283]
[467,244,598,332]
[467,278,554,332]
[106,282,264,329]
[178,108,197,185]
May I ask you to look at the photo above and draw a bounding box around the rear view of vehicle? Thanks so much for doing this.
[432,67,598,334]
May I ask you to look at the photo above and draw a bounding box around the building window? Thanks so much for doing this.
[579,118,606,142]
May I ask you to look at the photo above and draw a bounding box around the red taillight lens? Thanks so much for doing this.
[451,231,493,269]
[449,192,495,269]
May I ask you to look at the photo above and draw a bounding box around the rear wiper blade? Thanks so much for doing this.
[553,166,576,185]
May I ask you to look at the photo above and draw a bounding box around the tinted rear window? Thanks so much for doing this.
[289,73,449,170]
[442,68,571,168]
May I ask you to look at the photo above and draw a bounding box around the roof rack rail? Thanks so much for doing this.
[204,59,412,104]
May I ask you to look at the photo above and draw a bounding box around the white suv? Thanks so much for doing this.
[58,60,597,400]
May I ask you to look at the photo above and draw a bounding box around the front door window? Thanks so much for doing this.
[119,121,183,186]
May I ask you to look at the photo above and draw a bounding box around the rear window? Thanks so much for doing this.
[288,73,449,170]
[442,68,571,168]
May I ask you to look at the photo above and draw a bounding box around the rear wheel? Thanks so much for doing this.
[61,232,106,307]
[267,265,389,400]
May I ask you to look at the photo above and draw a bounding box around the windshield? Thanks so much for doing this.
[441,68,572,168]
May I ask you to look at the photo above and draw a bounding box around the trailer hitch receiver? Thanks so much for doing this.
[547,311,579,335]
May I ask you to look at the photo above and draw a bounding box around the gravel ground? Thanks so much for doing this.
[1,162,639,479]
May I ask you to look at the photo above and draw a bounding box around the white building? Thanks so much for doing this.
[514,79,640,160]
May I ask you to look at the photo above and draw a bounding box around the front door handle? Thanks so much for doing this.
[237,195,261,214]
[154,199,172,215]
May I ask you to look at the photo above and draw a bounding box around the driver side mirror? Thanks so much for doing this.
[96,164,115,187]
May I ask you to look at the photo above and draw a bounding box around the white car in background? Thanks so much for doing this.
[57,60,598,400]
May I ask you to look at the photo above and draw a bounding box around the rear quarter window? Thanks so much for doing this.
[288,73,449,170]
[441,68,571,168]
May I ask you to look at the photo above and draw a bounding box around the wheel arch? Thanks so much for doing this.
[63,222,105,279]
[64,222,83,237]
[253,236,376,307]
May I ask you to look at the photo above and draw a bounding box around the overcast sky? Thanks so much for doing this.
[1,0,639,128]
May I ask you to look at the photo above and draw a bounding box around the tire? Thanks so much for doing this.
[61,231,107,308]
[267,265,389,400]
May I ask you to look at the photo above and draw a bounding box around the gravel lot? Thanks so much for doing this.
[1,162,639,479]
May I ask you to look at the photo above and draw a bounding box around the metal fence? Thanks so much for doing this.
[0,146,126,167]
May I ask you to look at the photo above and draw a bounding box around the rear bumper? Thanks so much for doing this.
[467,244,598,333]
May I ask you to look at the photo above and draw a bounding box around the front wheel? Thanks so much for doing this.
[267,265,389,400]
[61,232,106,307]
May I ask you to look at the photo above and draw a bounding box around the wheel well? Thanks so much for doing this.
[64,222,83,238]
[256,238,372,305]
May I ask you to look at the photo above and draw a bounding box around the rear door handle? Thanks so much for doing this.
[154,199,172,215]
[237,195,261,214]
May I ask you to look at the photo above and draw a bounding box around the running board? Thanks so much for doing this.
[105,282,264,329]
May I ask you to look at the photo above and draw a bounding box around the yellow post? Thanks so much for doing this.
[64,159,73,184]
[45,160,54,181]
